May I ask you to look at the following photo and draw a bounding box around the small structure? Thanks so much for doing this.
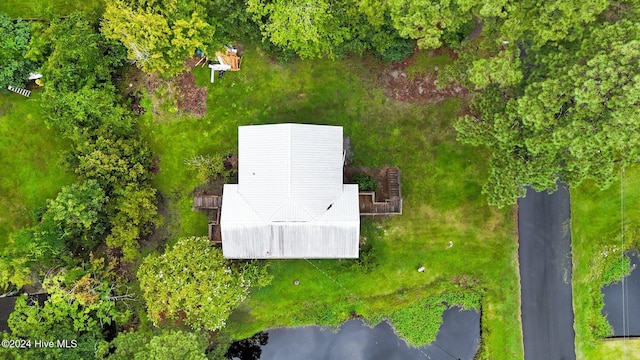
[193,194,222,243]
[221,124,360,259]
[7,85,31,97]
[208,46,242,83]
[358,167,403,215]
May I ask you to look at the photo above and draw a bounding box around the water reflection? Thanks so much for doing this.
[602,252,640,337]
[226,332,269,360]
[226,307,479,360]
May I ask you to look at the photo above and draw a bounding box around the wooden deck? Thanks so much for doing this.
[193,194,222,244]
[193,195,222,209]
[359,167,402,216]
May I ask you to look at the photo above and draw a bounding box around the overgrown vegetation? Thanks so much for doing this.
[351,173,377,192]
[572,166,640,359]
[390,285,482,346]
[0,14,37,91]
[138,237,271,332]
[184,154,231,185]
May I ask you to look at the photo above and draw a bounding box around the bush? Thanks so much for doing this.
[184,153,232,184]
[0,13,38,91]
[442,20,476,48]
[373,35,415,62]
[389,287,482,346]
[352,173,377,192]
[138,237,269,331]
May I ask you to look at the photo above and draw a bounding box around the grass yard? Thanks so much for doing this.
[141,47,523,359]
[0,0,103,19]
[572,165,640,359]
[0,91,74,246]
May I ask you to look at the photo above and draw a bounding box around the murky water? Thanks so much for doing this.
[226,307,480,360]
[602,252,640,337]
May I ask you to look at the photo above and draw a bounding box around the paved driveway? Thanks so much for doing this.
[518,183,576,360]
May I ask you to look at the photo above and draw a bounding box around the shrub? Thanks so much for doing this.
[138,237,271,331]
[184,153,232,184]
[352,173,377,192]
[442,20,476,48]
[373,35,415,62]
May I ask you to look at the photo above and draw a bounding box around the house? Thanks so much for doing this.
[220,124,360,259]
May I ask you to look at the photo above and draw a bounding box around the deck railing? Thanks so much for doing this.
[359,167,402,215]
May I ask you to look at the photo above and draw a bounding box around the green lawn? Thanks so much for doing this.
[142,47,523,359]
[0,0,102,18]
[572,165,640,359]
[0,91,74,245]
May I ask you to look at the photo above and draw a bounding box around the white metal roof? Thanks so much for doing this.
[221,184,359,258]
[221,124,359,259]
[237,124,344,221]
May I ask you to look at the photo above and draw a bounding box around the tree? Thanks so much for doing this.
[247,0,352,58]
[43,85,133,140]
[137,237,271,331]
[70,135,153,193]
[388,0,479,49]
[43,179,108,252]
[104,330,208,360]
[0,229,46,291]
[500,0,610,48]
[0,13,37,91]
[102,0,214,77]
[106,185,160,261]
[5,273,126,360]
[456,19,640,207]
[26,13,126,93]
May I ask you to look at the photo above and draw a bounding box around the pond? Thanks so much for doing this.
[602,252,640,337]
[225,307,480,360]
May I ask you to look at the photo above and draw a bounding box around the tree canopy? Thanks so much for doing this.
[26,13,125,93]
[2,272,127,360]
[103,329,209,360]
[456,19,640,207]
[138,237,271,331]
[0,13,37,91]
[247,0,353,59]
[102,0,214,77]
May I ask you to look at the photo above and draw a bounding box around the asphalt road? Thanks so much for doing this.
[518,183,576,360]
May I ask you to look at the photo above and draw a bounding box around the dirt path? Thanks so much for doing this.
[518,182,576,359]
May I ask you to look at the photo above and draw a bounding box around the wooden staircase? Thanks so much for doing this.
[388,168,400,198]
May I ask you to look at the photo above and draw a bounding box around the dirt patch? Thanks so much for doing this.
[119,63,208,119]
[383,71,467,104]
[377,47,467,104]
[175,72,207,117]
